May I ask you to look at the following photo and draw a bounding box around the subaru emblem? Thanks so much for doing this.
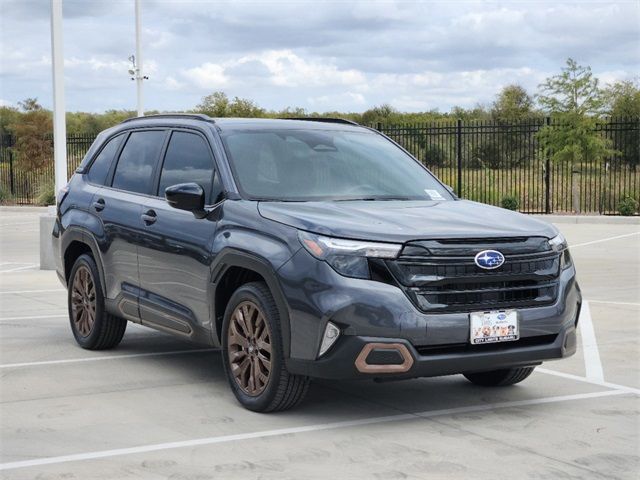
[474,250,505,270]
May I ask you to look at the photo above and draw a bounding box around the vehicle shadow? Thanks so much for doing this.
[115,332,577,421]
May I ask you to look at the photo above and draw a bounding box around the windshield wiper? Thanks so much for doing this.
[336,196,416,201]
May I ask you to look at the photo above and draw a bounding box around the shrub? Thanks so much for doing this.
[617,196,638,216]
[35,176,55,206]
[0,185,14,205]
[500,195,520,211]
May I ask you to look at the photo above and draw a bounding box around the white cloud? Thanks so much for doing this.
[182,62,228,89]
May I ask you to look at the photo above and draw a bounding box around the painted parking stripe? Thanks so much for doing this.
[537,368,640,396]
[0,389,626,471]
[0,289,64,295]
[570,231,640,249]
[0,348,218,369]
[588,299,640,307]
[0,314,68,322]
[578,301,604,383]
[0,264,39,273]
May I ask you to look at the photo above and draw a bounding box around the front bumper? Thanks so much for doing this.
[279,247,581,379]
[286,324,577,380]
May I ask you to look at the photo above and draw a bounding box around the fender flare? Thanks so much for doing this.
[210,248,291,357]
[61,226,107,298]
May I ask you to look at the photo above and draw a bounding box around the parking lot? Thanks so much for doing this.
[0,207,638,479]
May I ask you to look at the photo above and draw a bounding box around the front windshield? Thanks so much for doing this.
[221,128,453,202]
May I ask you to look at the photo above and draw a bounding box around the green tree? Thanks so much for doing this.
[195,91,264,118]
[603,80,640,117]
[536,58,613,164]
[491,85,535,121]
[602,80,640,169]
[8,98,52,171]
[0,105,21,136]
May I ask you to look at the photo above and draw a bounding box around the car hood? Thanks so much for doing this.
[258,200,557,243]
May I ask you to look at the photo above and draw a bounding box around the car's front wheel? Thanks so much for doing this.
[221,281,309,412]
[68,253,127,350]
[463,366,535,386]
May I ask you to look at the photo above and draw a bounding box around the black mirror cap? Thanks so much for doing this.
[165,183,205,212]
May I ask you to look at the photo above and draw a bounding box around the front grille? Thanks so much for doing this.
[386,237,560,313]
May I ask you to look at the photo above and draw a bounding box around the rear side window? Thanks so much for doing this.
[158,131,215,203]
[112,130,166,194]
[87,134,124,185]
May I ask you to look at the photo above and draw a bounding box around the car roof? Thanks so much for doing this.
[119,115,371,133]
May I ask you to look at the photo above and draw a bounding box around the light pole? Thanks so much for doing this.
[50,0,67,199]
[133,0,145,116]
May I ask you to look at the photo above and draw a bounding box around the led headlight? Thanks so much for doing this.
[298,231,401,279]
[548,233,572,269]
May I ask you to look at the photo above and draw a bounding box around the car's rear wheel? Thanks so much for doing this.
[463,366,535,386]
[221,281,309,412]
[68,253,127,350]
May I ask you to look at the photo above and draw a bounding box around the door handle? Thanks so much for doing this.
[141,210,157,225]
[92,198,105,212]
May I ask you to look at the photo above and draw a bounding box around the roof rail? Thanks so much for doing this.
[280,117,360,126]
[121,113,215,124]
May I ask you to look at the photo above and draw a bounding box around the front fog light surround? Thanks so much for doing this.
[298,231,402,279]
[318,321,340,357]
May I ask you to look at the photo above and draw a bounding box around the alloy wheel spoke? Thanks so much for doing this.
[228,300,272,397]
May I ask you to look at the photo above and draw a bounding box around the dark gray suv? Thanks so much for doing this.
[53,114,580,412]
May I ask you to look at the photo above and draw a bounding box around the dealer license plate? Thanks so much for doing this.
[469,310,519,345]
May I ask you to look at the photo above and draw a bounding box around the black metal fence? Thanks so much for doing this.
[377,117,639,214]
[0,118,638,213]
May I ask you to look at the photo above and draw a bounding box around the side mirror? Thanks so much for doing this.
[165,183,205,213]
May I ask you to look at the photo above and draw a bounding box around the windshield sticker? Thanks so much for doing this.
[425,189,445,200]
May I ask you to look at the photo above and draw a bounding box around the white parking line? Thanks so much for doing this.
[0,289,64,295]
[537,368,640,396]
[0,389,626,472]
[588,299,640,307]
[578,301,604,383]
[0,264,39,273]
[0,348,218,369]
[0,314,67,322]
[570,231,640,249]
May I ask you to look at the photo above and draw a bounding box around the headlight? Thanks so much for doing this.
[548,233,572,269]
[298,231,401,279]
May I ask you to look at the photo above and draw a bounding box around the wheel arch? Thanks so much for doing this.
[62,228,107,297]
[211,249,291,356]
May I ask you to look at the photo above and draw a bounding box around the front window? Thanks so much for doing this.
[221,129,453,201]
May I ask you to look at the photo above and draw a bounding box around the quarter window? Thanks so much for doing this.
[112,130,166,194]
[158,131,215,203]
[87,134,124,185]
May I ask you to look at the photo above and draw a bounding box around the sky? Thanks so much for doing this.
[0,0,638,114]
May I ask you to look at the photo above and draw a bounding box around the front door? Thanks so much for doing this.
[137,130,221,338]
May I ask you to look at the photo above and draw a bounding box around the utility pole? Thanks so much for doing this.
[50,0,67,198]
[134,0,144,116]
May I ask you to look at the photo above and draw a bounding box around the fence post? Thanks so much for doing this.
[456,119,462,196]
[544,116,551,214]
[572,167,581,214]
[8,147,15,195]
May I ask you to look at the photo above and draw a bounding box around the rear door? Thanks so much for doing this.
[94,129,168,320]
[137,129,222,337]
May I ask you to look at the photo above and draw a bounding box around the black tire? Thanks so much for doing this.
[221,281,309,412]
[463,366,535,386]
[67,253,127,350]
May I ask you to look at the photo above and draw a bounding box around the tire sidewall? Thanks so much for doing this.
[221,283,284,412]
[68,254,106,348]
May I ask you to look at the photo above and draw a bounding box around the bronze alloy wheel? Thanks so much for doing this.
[227,300,273,396]
[70,265,96,337]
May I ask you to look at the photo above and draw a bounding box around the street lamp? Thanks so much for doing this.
[131,0,147,117]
